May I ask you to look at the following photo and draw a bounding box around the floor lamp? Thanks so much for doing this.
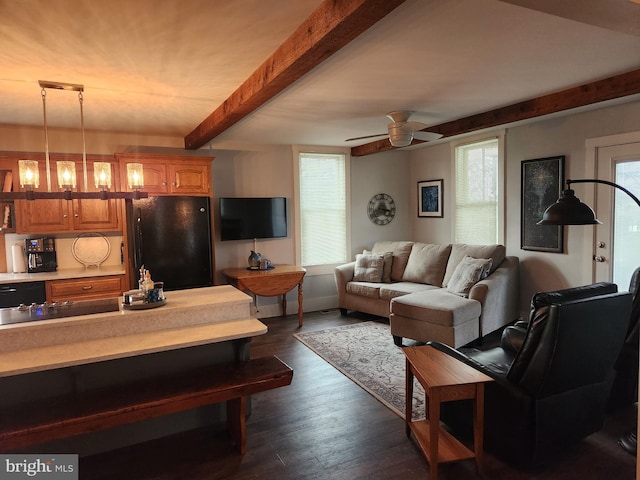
[539,178,640,461]
[538,178,640,225]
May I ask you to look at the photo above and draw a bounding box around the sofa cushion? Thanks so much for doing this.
[364,249,393,283]
[442,244,506,287]
[379,282,438,301]
[391,289,481,327]
[353,253,384,282]
[371,241,413,281]
[447,256,493,296]
[401,243,452,286]
[345,281,381,298]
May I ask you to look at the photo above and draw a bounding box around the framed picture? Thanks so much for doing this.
[417,179,443,217]
[521,156,565,252]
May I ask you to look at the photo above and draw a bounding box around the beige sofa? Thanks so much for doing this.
[334,241,519,347]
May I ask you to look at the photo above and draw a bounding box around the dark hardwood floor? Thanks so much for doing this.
[81,310,636,479]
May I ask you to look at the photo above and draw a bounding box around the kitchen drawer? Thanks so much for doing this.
[47,275,126,302]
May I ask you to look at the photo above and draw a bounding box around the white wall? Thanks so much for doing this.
[408,99,640,318]
[210,145,413,316]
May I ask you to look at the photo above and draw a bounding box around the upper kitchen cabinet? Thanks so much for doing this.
[116,153,213,196]
[13,153,122,234]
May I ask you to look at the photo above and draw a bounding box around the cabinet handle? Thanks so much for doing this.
[63,214,68,218]
[74,214,79,218]
[82,286,93,290]
[162,181,167,186]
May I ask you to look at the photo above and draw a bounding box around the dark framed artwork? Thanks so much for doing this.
[417,179,443,217]
[521,156,565,252]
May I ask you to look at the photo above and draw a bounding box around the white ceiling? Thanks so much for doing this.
[1,0,639,150]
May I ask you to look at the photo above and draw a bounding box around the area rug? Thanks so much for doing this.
[294,321,425,420]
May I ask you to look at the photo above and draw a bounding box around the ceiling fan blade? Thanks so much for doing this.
[404,121,428,131]
[345,133,388,142]
[413,131,444,142]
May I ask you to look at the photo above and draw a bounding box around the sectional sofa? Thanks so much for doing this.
[334,241,519,347]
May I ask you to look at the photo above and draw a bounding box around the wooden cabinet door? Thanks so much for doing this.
[17,198,71,233]
[15,160,71,233]
[169,163,209,195]
[72,162,121,231]
[136,163,169,194]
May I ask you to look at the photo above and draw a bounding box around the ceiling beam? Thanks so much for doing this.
[351,68,640,157]
[184,0,408,150]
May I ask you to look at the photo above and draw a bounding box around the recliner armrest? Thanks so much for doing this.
[426,341,514,388]
[501,325,527,353]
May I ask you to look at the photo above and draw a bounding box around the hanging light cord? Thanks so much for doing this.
[79,90,88,192]
[41,86,52,192]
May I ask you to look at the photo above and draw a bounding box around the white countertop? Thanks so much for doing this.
[0,265,125,283]
[0,285,266,377]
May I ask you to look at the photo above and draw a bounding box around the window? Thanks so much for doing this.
[294,148,350,273]
[454,137,503,244]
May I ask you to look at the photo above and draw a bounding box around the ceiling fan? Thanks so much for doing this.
[345,111,443,147]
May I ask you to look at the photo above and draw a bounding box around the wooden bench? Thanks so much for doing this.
[0,355,293,454]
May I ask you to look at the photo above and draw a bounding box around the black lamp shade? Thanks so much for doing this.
[537,189,602,225]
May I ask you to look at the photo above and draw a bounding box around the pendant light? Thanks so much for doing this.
[5,81,148,201]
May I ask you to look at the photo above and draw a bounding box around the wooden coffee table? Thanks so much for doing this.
[223,265,306,326]
[404,345,493,480]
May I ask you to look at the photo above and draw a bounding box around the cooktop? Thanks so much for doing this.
[0,297,120,326]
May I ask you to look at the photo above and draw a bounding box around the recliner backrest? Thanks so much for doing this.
[507,282,623,393]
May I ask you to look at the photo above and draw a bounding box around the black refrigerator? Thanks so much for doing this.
[126,196,213,291]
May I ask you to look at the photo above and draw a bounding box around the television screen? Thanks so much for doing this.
[219,197,287,241]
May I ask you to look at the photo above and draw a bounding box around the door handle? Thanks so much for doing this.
[593,255,606,262]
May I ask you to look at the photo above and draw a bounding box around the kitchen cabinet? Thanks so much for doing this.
[14,154,122,234]
[116,153,212,196]
[46,275,126,302]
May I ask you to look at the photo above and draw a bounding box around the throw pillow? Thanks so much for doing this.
[447,255,493,296]
[364,249,393,283]
[353,253,384,282]
[401,243,452,286]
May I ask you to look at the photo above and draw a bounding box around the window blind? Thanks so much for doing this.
[455,139,499,244]
[299,152,348,266]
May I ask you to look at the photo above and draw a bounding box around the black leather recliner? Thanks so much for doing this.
[609,267,640,409]
[428,282,633,467]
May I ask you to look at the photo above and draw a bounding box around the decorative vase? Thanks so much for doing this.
[248,250,262,269]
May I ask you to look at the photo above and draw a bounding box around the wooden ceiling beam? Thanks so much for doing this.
[184,0,408,150]
[351,68,640,157]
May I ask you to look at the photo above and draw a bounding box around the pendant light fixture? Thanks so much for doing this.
[5,81,148,201]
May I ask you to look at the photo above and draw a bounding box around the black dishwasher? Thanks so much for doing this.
[0,281,47,308]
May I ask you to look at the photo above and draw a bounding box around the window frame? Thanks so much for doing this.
[450,132,505,245]
[292,145,351,276]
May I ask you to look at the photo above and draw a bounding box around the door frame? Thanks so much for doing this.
[584,131,640,284]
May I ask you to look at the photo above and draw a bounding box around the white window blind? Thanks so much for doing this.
[455,138,499,244]
[298,152,348,266]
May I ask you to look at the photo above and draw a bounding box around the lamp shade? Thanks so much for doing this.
[537,189,602,225]
[18,160,40,189]
[56,161,77,189]
[93,162,112,189]
[126,163,144,189]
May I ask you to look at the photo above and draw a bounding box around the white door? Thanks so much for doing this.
[593,142,640,289]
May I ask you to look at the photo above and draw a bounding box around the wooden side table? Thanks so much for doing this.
[223,265,306,327]
[403,345,493,480]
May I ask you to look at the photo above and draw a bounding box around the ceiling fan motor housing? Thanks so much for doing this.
[388,123,413,147]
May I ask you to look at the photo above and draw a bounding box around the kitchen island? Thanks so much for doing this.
[0,285,270,455]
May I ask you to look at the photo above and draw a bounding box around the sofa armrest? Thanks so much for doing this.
[334,262,356,293]
[468,256,519,336]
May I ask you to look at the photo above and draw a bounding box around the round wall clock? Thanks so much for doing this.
[368,193,396,225]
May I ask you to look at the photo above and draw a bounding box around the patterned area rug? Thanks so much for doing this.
[294,321,426,420]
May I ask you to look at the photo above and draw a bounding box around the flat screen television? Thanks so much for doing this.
[219,197,287,241]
